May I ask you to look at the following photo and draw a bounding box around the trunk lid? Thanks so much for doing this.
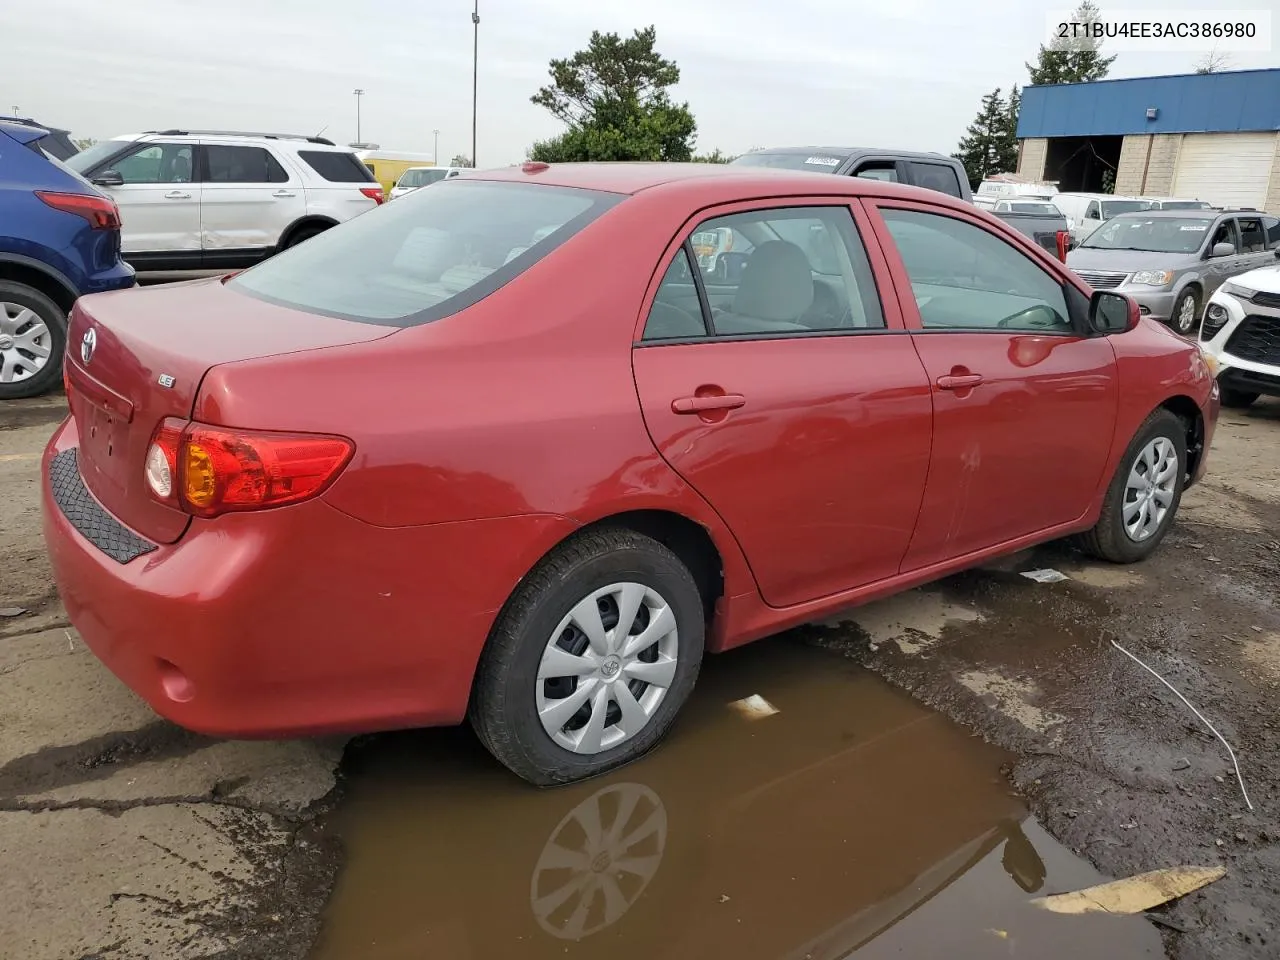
[64,277,394,544]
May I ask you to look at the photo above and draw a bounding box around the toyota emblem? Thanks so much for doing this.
[80,328,97,365]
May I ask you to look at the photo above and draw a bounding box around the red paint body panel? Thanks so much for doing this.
[41,164,1218,739]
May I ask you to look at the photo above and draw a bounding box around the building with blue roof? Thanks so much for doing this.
[1015,68,1280,212]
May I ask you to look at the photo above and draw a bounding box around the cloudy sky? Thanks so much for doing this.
[4,0,1274,165]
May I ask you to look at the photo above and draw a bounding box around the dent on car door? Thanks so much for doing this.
[867,202,1119,569]
[199,143,307,261]
[630,201,934,608]
[97,141,201,258]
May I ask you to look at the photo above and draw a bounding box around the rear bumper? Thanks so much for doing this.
[82,261,136,296]
[42,416,577,738]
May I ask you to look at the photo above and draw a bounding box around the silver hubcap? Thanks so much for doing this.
[0,302,52,383]
[531,782,667,940]
[536,582,679,755]
[1177,295,1197,331]
[1123,437,1179,542]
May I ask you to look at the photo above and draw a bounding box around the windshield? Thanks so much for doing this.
[400,168,449,188]
[730,152,846,173]
[1081,216,1212,253]
[1100,200,1152,219]
[1004,202,1059,214]
[64,138,131,173]
[230,180,620,326]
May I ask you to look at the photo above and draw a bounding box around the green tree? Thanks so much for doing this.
[528,26,697,162]
[953,88,1011,188]
[449,154,473,167]
[72,137,97,150]
[998,84,1021,173]
[691,148,736,163]
[1027,0,1116,85]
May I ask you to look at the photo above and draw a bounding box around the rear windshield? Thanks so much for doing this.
[1156,200,1209,210]
[1004,202,1060,214]
[229,180,620,326]
[399,168,448,188]
[297,150,378,183]
[730,152,847,173]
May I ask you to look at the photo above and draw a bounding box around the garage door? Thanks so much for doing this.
[1172,133,1277,210]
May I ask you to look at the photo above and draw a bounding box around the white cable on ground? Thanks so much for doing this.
[1110,637,1254,812]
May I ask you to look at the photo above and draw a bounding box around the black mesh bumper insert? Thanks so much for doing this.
[50,448,157,564]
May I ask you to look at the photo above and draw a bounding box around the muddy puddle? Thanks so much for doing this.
[311,640,1163,959]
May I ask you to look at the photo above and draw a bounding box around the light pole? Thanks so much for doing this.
[471,0,479,167]
[353,88,364,143]
[433,129,440,165]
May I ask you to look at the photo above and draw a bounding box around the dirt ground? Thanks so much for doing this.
[1,391,1278,959]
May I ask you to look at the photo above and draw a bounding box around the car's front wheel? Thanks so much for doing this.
[1078,408,1187,563]
[470,528,705,786]
[1170,287,1201,336]
[0,281,65,401]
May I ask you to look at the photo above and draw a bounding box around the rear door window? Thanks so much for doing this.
[908,161,964,198]
[1237,217,1266,253]
[852,161,900,183]
[297,150,379,183]
[204,145,290,183]
[230,180,620,326]
[1264,217,1280,250]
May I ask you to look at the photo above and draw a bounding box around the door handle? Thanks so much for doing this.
[936,374,984,391]
[272,190,297,198]
[672,393,746,414]
[164,191,191,199]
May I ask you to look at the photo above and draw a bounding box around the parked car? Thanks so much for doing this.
[1067,209,1280,335]
[355,150,441,194]
[1142,196,1212,211]
[1052,193,1152,244]
[44,163,1217,786]
[732,147,1069,258]
[0,119,134,399]
[64,130,384,276]
[389,165,464,200]
[1199,258,1280,408]
[0,115,80,161]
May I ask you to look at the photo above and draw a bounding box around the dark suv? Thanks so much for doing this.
[0,120,134,399]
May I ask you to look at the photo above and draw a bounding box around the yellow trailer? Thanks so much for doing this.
[354,150,438,194]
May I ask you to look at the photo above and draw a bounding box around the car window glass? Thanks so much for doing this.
[681,207,885,336]
[205,145,289,184]
[1264,217,1280,250]
[853,162,899,183]
[1085,201,1101,220]
[1209,220,1237,251]
[1238,217,1266,253]
[881,208,1071,333]
[909,162,964,198]
[113,143,194,184]
[642,248,708,341]
[1082,216,1210,253]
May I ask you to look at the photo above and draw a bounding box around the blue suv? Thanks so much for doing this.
[0,119,135,399]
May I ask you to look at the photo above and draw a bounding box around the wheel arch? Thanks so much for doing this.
[1159,394,1206,486]
[278,215,339,249]
[0,254,77,316]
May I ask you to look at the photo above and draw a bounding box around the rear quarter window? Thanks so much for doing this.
[297,150,379,183]
[229,180,622,326]
[908,161,965,198]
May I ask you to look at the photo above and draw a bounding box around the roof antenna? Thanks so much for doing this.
[314,124,329,140]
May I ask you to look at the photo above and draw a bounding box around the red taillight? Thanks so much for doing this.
[360,186,385,204]
[1055,230,1070,263]
[36,191,122,230]
[143,420,354,518]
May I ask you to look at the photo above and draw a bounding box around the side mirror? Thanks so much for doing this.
[92,170,124,187]
[1208,242,1236,258]
[1089,290,1140,334]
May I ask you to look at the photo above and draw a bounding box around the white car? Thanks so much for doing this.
[1200,256,1280,408]
[1052,193,1153,245]
[389,166,464,200]
[64,130,385,275]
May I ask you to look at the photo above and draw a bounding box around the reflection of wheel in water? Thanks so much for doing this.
[530,782,667,941]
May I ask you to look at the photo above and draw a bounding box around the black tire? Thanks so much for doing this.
[469,527,705,786]
[1220,388,1259,409]
[1169,287,1201,336]
[1077,408,1187,564]
[0,281,67,401]
[284,224,330,249]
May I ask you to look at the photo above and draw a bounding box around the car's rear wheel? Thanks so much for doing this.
[285,224,330,249]
[1170,287,1201,336]
[1219,387,1259,409]
[469,528,705,786]
[0,281,65,401]
[1077,408,1187,564]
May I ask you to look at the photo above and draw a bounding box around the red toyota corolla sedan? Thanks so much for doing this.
[43,162,1218,785]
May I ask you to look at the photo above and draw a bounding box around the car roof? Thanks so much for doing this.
[738,145,954,161]
[470,161,956,197]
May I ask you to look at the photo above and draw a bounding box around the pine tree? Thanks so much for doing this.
[1027,0,1117,85]
[998,85,1021,174]
[953,88,1009,188]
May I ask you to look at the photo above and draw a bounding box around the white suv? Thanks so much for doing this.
[1200,255,1280,409]
[64,130,385,275]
